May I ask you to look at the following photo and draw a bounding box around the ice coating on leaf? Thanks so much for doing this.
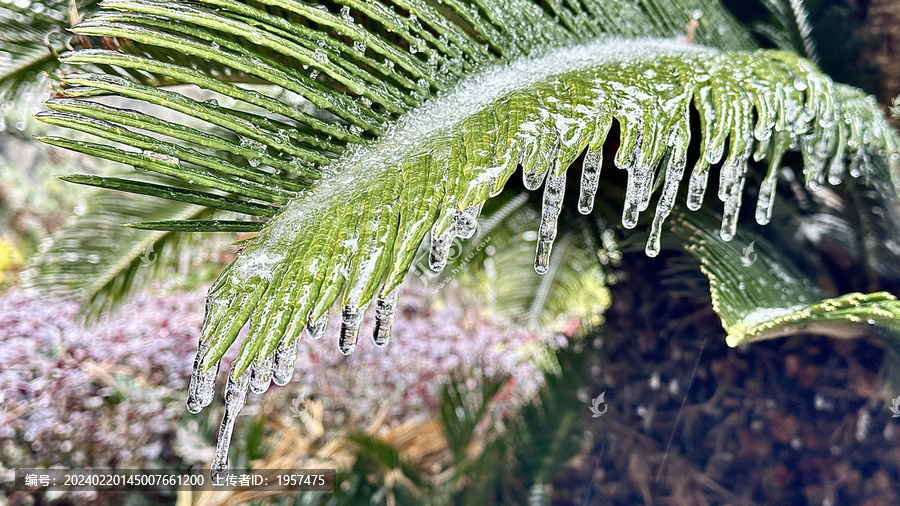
[272,337,299,386]
[200,38,900,389]
[429,224,456,273]
[210,366,250,482]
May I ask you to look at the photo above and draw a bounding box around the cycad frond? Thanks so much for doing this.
[674,211,900,350]
[201,44,896,382]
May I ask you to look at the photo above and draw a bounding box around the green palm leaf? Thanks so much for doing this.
[205,45,896,377]
[673,210,900,351]
[0,0,104,114]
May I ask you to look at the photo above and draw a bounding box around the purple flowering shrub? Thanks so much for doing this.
[0,282,542,479]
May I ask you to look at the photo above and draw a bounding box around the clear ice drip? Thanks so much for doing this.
[187,338,219,414]
[210,367,251,483]
[429,223,456,273]
[535,166,566,275]
[249,352,274,394]
[646,153,687,257]
[373,291,399,346]
[755,172,778,225]
[523,167,548,190]
[719,161,749,241]
[826,155,846,185]
[622,167,647,229]
[456,205,481,239]
[339,304,367,355]
[686,166,709,211]
[272,337,299,386]
[306,314,328,339]
[578,146,603,214]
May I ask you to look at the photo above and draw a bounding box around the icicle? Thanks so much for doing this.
[210,367,251,483]
[522,139,558,190]
[686,166,709,211]
[621,167,646,229]
[578,145,602,214]
[249,352,274,394]
[272,337,299,386]
[456,205,480,239]
[535,165,565,274]
[429,224,456,273]
[720,161,749,241]
[755,171,778,226]
[523,168,547,191]
[646,151,687,257]
[339,304,367,355]
[373,290,399,346]
[306,314,328,339]
[187,338,219,414]
[827,155,846,185]
[637,164,655,213]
